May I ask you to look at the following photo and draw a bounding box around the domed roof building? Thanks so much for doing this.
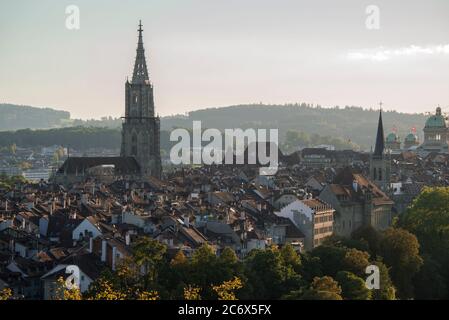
[385,132,401,151]
[403,133,419,150]
[419,107,448,154]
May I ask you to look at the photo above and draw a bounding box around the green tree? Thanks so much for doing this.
[379,228,423,299]
[342,248,370,277]
[336,271,372,300]
[413,255,448,300]
[371,260,396,300]
[280,244,301,273]
[243,246,292,299]
[301,276,343,300]
[310,245,346,277]
[352,226,381,257]
[132,236,167,288]
[401,187,449,271]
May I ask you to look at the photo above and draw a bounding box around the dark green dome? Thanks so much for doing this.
[405,133,418,142]
[425,107,446,128]
[386,133,399,142]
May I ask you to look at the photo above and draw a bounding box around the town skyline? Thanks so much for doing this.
[1,0,448,119]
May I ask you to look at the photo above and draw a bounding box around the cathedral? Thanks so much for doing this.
[53,22,161,183]
[120,21,162,178]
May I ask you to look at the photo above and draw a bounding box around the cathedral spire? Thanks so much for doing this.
[132,20,149,83]
[373,104,385,157]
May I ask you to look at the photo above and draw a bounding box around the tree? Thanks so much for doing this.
[132,236,167,287]
[243,247,288,299]
[401,187,449,268]
[371,260,396,300]
[55,277,82,300]
[301,276,343,300]
[379,228,423,299]
[212,277,243,300]
[413,255,448,300]
[299,253,323,282]
[310,245,346,277]
[183,285,201,300]
[352,226,381,257]
[342,248,370,277]
[336,271,372,300]
[280,244,301,273]
[0,288,12,300]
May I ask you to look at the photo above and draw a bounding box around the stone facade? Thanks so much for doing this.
[120,22,162,178]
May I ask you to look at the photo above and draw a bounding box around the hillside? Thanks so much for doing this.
[0,104,70,130]
[161,104,429,150]
[0,103,430,150]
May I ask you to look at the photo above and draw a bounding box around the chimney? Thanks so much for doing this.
[101,240,107,262]
[81,193,88,205]
[125,233,131,246]
[352,180,358,193]
[88,237,93,253]
[112,246,117,270]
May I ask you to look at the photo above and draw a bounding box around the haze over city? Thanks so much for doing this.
[1,0,448,119]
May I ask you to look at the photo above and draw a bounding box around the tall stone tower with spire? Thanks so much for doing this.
[121,21,162,178]
[370,104,390,190]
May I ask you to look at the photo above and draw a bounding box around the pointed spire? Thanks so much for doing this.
[373,105,385,157]
[132,20,149,83]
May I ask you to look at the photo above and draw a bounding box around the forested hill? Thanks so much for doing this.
[161,104,429,150]
[0,104,70,130]
[1,103,430,150]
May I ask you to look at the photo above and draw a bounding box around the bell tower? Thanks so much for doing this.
[121,21,162,178]
[370,103,390,191]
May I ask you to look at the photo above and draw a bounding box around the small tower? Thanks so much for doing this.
[370,103,391,190]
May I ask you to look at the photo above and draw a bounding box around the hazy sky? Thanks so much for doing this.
[1,0,448,119]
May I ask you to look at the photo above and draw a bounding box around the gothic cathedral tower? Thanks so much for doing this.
[370,108,390,191]
[121,21,162,178]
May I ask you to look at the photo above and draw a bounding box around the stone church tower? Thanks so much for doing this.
[370,108,391,191]
[121,21,162,178]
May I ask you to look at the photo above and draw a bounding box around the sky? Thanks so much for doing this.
[0,0,448,119]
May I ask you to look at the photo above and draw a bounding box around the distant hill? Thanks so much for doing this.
[0,104,70,131]
[1,103,430,150]
[160,104,429,150]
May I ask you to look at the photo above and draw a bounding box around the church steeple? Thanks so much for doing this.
[370,102,390,191]
[373,104,385,157]
[121,21,161,178]
[132,20,149,84]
